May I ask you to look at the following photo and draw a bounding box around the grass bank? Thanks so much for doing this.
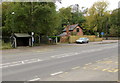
[0,41,12,50]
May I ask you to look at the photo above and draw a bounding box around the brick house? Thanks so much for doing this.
[59,24,83,37]
[58,24,83,43]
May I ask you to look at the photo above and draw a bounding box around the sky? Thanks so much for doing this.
[56,0,120,10]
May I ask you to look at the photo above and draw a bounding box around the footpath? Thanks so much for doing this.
[1,40,118,54]
[89,40,118,44]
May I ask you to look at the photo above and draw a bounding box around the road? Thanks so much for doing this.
[1,42,118,81]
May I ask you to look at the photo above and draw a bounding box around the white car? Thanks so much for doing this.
[76,38,89,44]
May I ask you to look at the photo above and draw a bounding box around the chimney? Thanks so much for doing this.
[66,25,70,36]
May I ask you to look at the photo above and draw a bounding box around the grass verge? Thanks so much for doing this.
[0,41,12,50]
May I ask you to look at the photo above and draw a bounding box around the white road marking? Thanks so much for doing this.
[1,45,117,68]
[22,61,24,64]
[51,71,63,76]
[50,45,117,59]
[85,63,92,65]
[8,63,23,67]
[51,56,55,58]
[1,61,21,65]
[72,66,80,70]
[0,58,43,68]
[38,59,42,61]
[29,78,40,81]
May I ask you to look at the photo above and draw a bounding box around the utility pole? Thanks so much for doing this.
[106,17,108,40]
[31,0,33,31]
[77,4,79,12]
[12,12,15,33]
[55,0,62,3]
[76,4,79,13]
[11,12,17,48]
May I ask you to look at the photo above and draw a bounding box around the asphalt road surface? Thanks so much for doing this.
[1,42,118,81]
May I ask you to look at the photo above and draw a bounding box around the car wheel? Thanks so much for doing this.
[80,42,83,44]
[76,42,79,44]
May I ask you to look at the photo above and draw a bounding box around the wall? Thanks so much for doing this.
[72,26,83,36]
[69,35,102,43]
[60,36,69,43]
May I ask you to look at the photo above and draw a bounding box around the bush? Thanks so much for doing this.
[1,41,12,49]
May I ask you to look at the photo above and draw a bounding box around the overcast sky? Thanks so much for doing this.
[56,0,120,10]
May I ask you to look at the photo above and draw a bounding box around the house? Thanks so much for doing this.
[58,24,83,43]
[59,24,83,37]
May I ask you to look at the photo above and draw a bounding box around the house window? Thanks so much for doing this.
[76,28,79,32]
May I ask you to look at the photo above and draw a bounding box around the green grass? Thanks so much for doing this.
[0,41,12,49]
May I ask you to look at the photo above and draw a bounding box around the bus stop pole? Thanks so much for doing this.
[31,32,34,47]
[14,37,17,48]
[56,37,58,44]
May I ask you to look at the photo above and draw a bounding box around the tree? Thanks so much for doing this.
[83,1,109,35]
[109,8,120,36]
[32,2,61,36]
[59,7,72,25]
[58,6,86,34]
[109,25,119,36]
[5,2,32,33]
[71,12,86,26]
[4,2,61,36]
[2,2,12,26]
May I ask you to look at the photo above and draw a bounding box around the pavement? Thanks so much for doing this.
[60,40,118,45]
[0,40,119,81]
[90,40,118,44]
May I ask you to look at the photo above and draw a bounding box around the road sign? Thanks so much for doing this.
[101,32,104,35]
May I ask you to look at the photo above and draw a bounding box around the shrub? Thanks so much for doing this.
[1,41,12,49]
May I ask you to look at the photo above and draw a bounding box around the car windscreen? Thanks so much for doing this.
[79,38,85,40]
